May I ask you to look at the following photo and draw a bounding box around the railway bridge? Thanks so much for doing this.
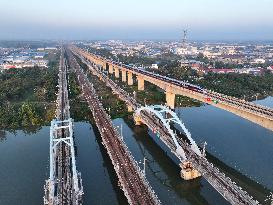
[70,47,261,205]
[44,48,83,205]
[71,46,273,132]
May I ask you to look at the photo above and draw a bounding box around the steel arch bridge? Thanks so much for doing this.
[135,105,202,162]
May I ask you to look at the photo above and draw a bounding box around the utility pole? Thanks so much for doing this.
[202,142,207,157]
[143,157,147,176]
[120,123,123,138]
[256,93,259,102]
[117,124,123,140]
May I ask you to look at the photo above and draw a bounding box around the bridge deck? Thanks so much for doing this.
[67,49,160,205]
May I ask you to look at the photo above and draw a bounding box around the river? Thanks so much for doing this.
[0,97,272,205]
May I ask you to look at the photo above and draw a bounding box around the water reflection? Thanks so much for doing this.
[0,130,7,142]
[0,127,49,205]
[0,126,42,137]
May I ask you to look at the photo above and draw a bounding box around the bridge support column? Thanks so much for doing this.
[137,76,144,91]
[102,62,107,70]
[97,60,101,67]
[122,70,127,82]
[128,72,133,85]
[134,115,142,125]
[128,105,133,112]
[115,67,119,78]
[166,91,175,109]
[89,57,93,64]
[109,64,114,74]
[180,162,201,180]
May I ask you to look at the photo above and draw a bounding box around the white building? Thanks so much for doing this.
[253,58,266,64]
[151,64,158,69]
[175,46,199,56]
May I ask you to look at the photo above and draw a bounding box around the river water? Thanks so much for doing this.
[0,97,272,205]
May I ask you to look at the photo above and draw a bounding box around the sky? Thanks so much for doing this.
[0,0,273,41]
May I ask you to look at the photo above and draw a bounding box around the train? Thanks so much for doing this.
[79,50,205,95]
[110,60,204,94]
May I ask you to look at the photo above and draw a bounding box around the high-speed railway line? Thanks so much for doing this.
[71,46,273,131]
[115,60,273,120]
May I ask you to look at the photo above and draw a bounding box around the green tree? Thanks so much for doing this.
[19,102,41,127]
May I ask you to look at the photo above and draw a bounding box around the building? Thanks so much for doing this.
[207,68,235,74]
[267,66,273,73]
[151,64,159,69]
[252,58,266,64]
[180,60,204,67]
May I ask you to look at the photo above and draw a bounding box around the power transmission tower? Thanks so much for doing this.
[180,29,188,65]
[182,29,187,50]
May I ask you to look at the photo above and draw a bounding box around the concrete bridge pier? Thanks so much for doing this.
[98,62,102,68]
[97,60,101,67]
[180,161,201,180]
[128,72,133,85]
[134,115,143,125]
[115,67,119,78]
[122,70,127,82]
[166,91,175,109]
[128,105,133,112]
[137,76,145,91]
[109,64,114,74]
[102,62,107,70]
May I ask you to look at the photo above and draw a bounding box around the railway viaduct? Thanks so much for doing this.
[71,46,273,132]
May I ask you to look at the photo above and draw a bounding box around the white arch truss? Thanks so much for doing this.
[136,105,202,161]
